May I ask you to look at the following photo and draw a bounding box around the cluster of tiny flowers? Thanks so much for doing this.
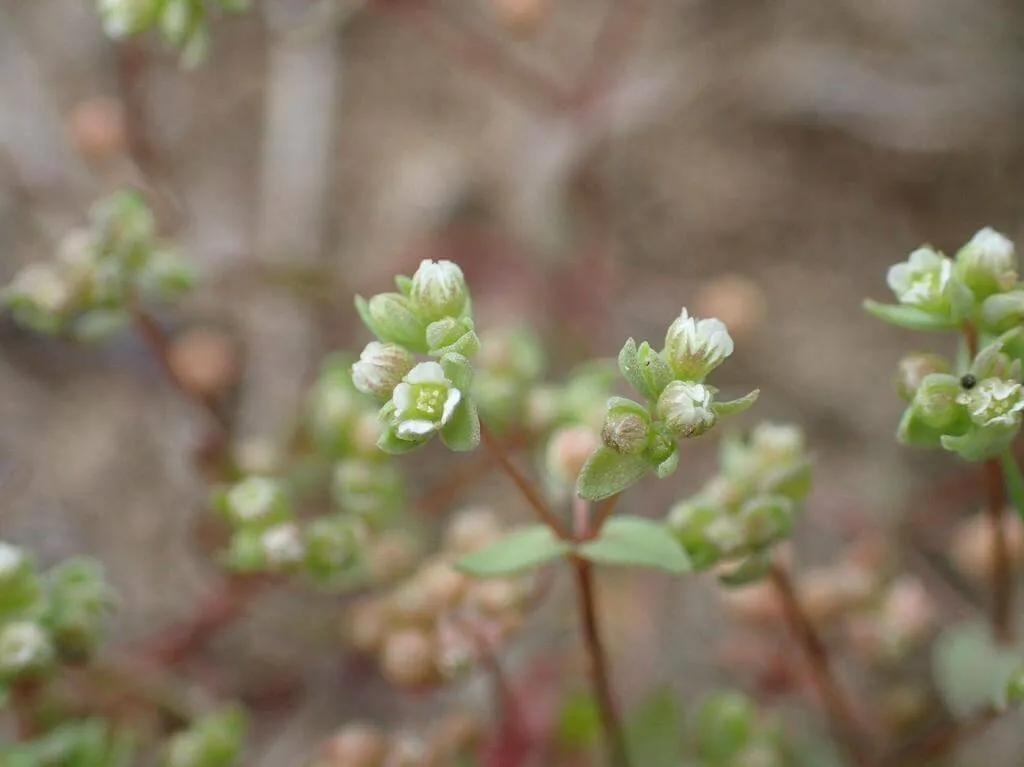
[160,705,247,767]
[342,507,533,691]
[668,422,811,579]
[868,228,1024,461]
[312,712,482,767]
[97,0,250,68]
[2,191,195,341]
[575,309,759,501]
[214,474,367,587]
[351,260,481,455]
[0,544,115,684]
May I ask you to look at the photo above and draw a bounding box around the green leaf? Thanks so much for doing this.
[626,686,683,767]
[395,275,413,296]
[1000,448,1024,524]
[440,398,481,452]
[557,690,601,748]
[711,389,760,418]
[862,300,958,332]
[376,427,424,455]
[932,621,1023,717]
[578,516,691,574]
[455,524,570,578]
[617,338,649,398]
[576,446,651,501]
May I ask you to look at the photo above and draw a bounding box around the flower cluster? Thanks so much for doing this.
[668,422,811,579]
[0,544,115,684]
[214,475,366,587]
[352,260,481,454]
[342,507,534,690]
[867,228,1024,461]
[97,0,249,68]
[576,309,759,500]
[2,191,195,341]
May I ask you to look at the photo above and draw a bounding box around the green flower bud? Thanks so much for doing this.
[98,0,161,38]
[738,495,794,549]
[409,259,469,321]
[0,621,54,681]
[218,476,292,531]
[695,692,756,763]
[307,369,363,456]
[355,292,429,352]
[600,397,651,455]
[663,308,734,381]
[89,191,154,269]
[657,381,717,439]
[895,352,951,402]
[387,361,464,444]
[426,316,480,357]
[0,543,42,618]
[351,342,415,401]
[981,291,1024,334]
[668,499,723,570]
[957,377,1024,429]
[44,559,115,664]
[136,248,197,302]
[303,516,364,584]
[954,227,1017,300]
[3,263,73,334]
[911,373,965,430]
[162,706,247,767]
[331,460,403,524]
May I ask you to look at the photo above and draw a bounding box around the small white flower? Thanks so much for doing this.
[226,476,282,523]
[8,264,73,315]
[657,381,717,439]
[351,342,414,400]
[887,247,953,312]
[409,259,469,320]
[390,361,462,441]
[260,523,306,567]
[750,422,804,463]
[0,543,25,579]
[968,227,1015,265]
[663,308,734,381]
[0,621,52,672]
[956,227,1018,297]
[957,378,1024,428]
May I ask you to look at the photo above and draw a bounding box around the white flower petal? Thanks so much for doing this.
[440,388,462,425]
[405,361,447,385]
[397,419,437,438]
[392,382,413,414]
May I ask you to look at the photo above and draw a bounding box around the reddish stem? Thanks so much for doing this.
[10,678,41,739]
[768,563,872,764]
[983,457,1013,643]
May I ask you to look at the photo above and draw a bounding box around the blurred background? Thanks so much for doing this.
[3,0,1024,763]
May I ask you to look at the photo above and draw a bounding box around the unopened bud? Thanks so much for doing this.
[356,292,429,352]
[380,628,437,688]
[657,381,716,439]
[351,342,415,401]
[895,352,951,402]
[0,621,53,680]
[955,227,1017,300]
[600,398,651,455]
[409,259,470,321]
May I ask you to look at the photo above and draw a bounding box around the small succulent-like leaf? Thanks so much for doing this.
[862,300,958,332]
[455,524,570,578]
[578,516,691,573]
[395,274,413,296]
[576,446,651,501]
[617,338,653,400]
[711,389,760,418]
[440,352,474,392]
[654,444,679,479]
[440,398,481,452]
[376,427,424,455]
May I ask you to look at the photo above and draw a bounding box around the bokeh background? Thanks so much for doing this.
[3,0,1024,763]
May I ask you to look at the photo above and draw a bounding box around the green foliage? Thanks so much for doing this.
[454,525,570,577]
[577,516,691,574]
[932,621,1024,716]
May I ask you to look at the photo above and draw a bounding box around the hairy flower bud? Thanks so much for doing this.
[600,398,651,455]
[410,259,469,321]
[0,621,54,680]
[304,516,363,583]
[663,309,734,381]
[955,227,1017,300]
[355,292,429,352]
[220,476,292,530]
[912,373,965,430]
[657,381,717,439]
[351,342,415,401]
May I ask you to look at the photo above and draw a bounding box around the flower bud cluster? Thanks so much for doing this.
[341,507,533,691]
[352,260,481,455]
[3,191,195,341]
[576,307,759,500]
[0,543,115,687]
[213,475,367,587]
[97,0,249,68]
[312,712,482,767]
[667,422,810,576]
